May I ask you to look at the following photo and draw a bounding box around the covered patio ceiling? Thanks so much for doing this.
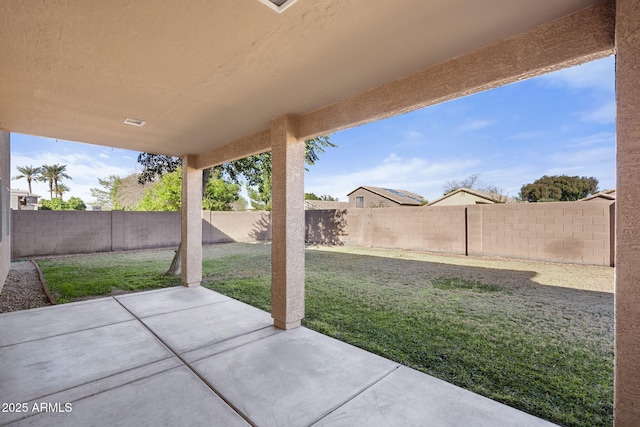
[0,0,606,159]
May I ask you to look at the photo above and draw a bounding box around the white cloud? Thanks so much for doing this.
[567,132,615,148]
[305,153,479,202]
[457,119,491,133]
[549,146,614,166]
[538,56,614,93]
[544,143,616,190]
[580,101,616,124]
[11,150,135,203]
[509,131,546,140]
[404,130,423,139]
[99,153,110,159]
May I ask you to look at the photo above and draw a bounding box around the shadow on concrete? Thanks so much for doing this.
[305,209,348,246]
[249,212,272,241]
[202,218,236,244]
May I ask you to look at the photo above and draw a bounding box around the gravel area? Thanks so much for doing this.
[0,261,52,313]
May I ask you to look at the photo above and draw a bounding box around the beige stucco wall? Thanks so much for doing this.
[0,131,9,291]
[11,203,614,266]
[615,0,640,423]
[348,188,402,209]
[202,211,271,243]
[311,202,613,266]
[467,201,614,265]
[342,206,466,253]
[11,210,272,259]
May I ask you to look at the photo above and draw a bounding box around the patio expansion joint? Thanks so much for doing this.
[1,359,180,426]
[183,325,281,364]
[0,317,134,349]
[132,297,234,320]
[309,363,402,427]
[112,296,258,427]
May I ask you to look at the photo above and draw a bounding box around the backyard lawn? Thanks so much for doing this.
[37,243,614,427]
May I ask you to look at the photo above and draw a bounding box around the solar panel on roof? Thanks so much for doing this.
[382,188,423,203]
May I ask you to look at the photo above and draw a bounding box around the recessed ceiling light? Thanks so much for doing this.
[257,0,299,13]
[123,117,146,127]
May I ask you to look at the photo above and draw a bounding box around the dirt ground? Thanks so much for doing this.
[310,245,615,293]
[306,245,615,335]
[0,261,51,313]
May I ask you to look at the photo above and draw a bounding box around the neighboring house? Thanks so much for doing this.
[428,188,510,207]
[347,186,425,208]
[304,200,349,210]
[10,189,41,210]
[580,189,616,202]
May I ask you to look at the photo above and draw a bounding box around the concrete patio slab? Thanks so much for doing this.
[1,358,183,425]
[0,298,133,347]
[139,298,273,354]
[314,365,556,426]
[0,287,560,426]
[192,326,399,427]
[1,320,173,403]
[182,325,284,364]
[9,366,249,427]
[115,285,229,318]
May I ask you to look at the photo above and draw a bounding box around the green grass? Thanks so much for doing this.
[38,243,614,426]
[38,251,181,303]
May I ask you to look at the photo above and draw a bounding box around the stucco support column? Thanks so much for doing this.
[271,115,305,330]
[181,155,202,287]
[0,132,10,291]
[615,1,640,425]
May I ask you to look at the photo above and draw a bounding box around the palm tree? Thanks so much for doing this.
[50,164,71,198]
[38,164,57,199]
[56,183,70,200]
[13,165,41,194]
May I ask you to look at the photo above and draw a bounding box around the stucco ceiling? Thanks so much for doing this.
[0,0,600,157]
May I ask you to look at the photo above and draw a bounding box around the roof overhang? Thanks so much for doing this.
[0,0,614,167]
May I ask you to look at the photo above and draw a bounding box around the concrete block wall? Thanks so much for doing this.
[466,202,614,265]
[12,210,113,259]
[120,211,181,250]
[341,207,466,254]
[11,210,272,259]
[203,211,271,243]
[10,202,614,266]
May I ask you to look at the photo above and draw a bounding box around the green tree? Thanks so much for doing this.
[305,193,338,201]
[136,135,335,273]
[40,197,87,210]
[38,164,72,200]
[13,165,41,194]
[38,164,57,199]
[305,193,322,200]
[91,175,123,210]
[66,197,87,210]
[40,198,66,210]
[136,136,335,188]
[203,170,240,211]
[137,168,241,211]
[519,175,599,202]
[56,183,70,200]
[138,169,183,211]
[247,166,272,211]
[50,164,71,197]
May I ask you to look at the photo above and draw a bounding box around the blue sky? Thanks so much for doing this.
[10,56,615,204]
